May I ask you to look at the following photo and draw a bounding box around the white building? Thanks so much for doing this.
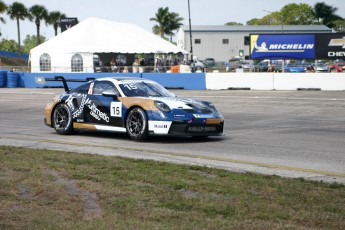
[176,25,331,62]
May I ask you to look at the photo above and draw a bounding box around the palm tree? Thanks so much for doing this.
[313,2,343,28]
[0,1,7,36]
[29,5,48,45]
[150,7,170,38]
[46,11,66,36]
[7,2,30,57]
[167,12,184,41]
[150,7,184,41]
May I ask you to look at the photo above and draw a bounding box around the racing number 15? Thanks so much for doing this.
[111,102,122,117]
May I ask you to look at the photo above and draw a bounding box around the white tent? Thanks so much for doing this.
[30,17,187,72]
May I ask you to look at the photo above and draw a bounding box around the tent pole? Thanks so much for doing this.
[154,53,157,72]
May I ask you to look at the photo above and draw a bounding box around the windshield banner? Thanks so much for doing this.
[250,34,315,59]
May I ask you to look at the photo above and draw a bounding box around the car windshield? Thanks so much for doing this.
[119,80,175,97]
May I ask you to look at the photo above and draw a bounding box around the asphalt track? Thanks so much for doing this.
[1,88,345,184]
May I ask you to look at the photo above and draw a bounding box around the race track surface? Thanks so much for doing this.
[1,88,344,184]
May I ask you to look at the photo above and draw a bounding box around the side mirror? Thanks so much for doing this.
[102,90,120,98]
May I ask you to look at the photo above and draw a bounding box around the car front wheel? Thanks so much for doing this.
[53,103,74,135]
[126,107,148,140]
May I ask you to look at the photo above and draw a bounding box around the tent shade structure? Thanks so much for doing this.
[30,17,188,73]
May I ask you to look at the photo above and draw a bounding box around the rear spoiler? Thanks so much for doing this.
[35,76,95,92]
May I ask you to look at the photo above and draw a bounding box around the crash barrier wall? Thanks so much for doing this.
[19,72,206,90]
[205,73,345,91]
[5,72,345,91]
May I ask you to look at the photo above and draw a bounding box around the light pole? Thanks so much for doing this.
[188,0,193,63]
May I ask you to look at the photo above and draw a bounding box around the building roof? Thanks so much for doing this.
[182,25,332,33]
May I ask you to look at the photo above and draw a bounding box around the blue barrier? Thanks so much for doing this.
[142,73,206,90]
[22,72,206,90]
[0,50,29,60]
[0,70,7,87]
[7,72,19,88]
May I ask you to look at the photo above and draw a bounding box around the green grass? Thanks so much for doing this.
[0,146,344,229]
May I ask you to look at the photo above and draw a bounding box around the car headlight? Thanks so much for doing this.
[154,101,171,112]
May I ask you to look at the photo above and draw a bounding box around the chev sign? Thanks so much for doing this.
[315,33,345,59]
[250,34,315,59]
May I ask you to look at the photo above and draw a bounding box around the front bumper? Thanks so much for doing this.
[148,120,224,137]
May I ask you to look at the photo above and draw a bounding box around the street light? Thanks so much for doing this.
[263,10,283,33]
[188,0,193,63]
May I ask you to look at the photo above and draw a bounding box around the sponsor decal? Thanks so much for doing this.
[65,95,75,111]
[148,121,172,134]
[329,37,345,48]
[327,36,345,57]
[328,51,345,57]
[88,103,110,122]
[71,95,110,123]
[154,124,168,129]
[315,33,345,59]
[250,34,315,59]
[72,94,90,118]
[193,114,214,118]
[187,126,217,132]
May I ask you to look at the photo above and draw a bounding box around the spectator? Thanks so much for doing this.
[132,59,139,73]
[122,66,129,73]
[110,58,117,72]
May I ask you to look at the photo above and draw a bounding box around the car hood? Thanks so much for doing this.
[153,97,217,114]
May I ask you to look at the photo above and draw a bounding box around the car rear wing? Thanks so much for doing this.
[35,76,95,92]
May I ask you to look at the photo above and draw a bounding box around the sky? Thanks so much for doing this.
[1,0,344,43]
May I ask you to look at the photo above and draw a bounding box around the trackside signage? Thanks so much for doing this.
[250,34,315,59]
[315,33,345,59]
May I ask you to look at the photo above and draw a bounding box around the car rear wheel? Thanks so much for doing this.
[126,107,148,140]
[53,103,74,135]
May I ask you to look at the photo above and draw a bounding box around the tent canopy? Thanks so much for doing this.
[30,17,188,54]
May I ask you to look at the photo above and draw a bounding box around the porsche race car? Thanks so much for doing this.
[43,76,224,140]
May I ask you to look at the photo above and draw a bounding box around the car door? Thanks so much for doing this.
[84,80,124,127]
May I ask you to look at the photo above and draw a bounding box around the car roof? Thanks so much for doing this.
[96,77,155,85]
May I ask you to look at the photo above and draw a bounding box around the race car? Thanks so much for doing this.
[43,76,224,140]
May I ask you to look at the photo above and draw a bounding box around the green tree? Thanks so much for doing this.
[225,22,243,26]
[246,18,260,25]
[46,11,66,36]
[7,2,30,57]
[248,3,318,26]
[22,34,46,53]
[333,19,345,32]
[279,3,315,25]
[0,38,18,52]
[313,2,342,28]
[248,11,282,25]
[29,5,48,45]
[0,0,7,36]
[150,7,184,40]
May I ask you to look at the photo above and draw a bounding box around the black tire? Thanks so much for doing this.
[52,103,74,135]
[126,107,148,140]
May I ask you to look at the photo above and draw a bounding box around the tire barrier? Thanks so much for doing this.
[0,70,7,87]
[6,72,19,88]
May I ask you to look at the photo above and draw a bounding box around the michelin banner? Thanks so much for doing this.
[250,34,315,59]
